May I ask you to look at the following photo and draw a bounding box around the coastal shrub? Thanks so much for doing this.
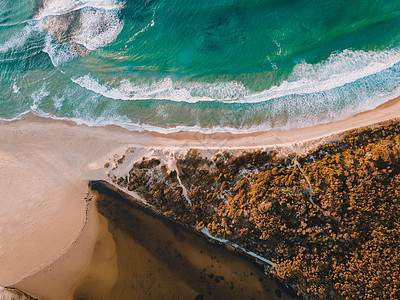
[111,120,400,300]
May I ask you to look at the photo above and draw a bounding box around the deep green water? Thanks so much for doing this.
[1,0,400,132]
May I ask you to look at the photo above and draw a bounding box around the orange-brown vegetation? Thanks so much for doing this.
[112,120,400,299]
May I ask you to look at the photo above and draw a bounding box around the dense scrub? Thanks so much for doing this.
[111,120,400,299]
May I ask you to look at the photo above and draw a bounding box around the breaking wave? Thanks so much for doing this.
[70,47,400,104]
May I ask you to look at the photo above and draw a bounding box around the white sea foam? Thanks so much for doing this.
[12,81,20,94]
[34,0,123,20]
[240,48,400,103]
[25,81,400,134]
[71,75,250,102]
[40,0,124,62]
[2,3,400,134]
[0,0,124,65]
[38,0,124,65]
[42,33,77,66]
[72,8,124,50]
[0,23,42,53]
[53,95,65,109]
[3,80,400,135]
[69,47,400,104]
[50,89,400,134]
[31,84,50,111]
[56,45,400,134]
[71,75,122,99]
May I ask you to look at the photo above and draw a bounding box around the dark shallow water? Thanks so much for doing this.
[73,181,301,300]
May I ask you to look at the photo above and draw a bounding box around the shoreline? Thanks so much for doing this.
[90,180,277,268]
[86,180,300,300]
[2,94,400,152]
[1,94,400,295]
[9,180,301,300]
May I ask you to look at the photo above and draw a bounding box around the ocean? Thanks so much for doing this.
[1,0,400,133]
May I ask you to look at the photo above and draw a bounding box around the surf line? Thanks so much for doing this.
[33,1,123,21]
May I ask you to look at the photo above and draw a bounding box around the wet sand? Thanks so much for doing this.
[73,181,299,300]
[12,181,300,300]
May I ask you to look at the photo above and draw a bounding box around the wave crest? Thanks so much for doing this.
[0,0,124,64]
[40,0,124,65]
[69,47,400,104]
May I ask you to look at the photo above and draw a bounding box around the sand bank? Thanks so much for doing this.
[0,95,400,293]
[13,200,98,300]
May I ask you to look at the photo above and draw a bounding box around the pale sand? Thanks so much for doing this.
[14,201,99,300]
[0,96,400,296]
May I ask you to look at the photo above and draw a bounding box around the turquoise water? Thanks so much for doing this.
[1,0,400,132]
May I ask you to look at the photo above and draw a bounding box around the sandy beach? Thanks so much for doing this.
[1,95,400,297]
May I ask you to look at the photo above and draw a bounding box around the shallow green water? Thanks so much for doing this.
[1,0,400,132]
